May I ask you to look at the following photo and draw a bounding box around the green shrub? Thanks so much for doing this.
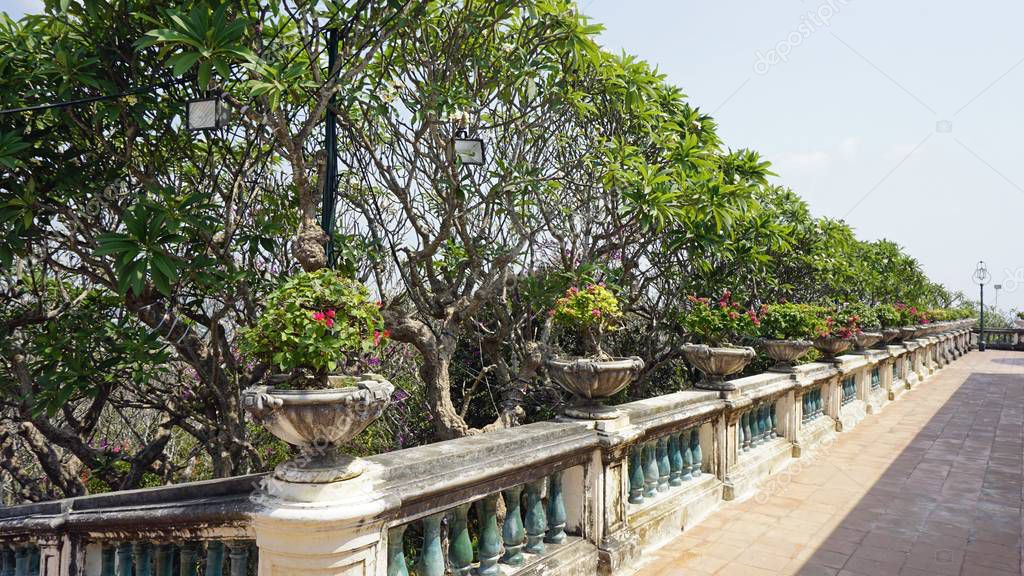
[550,283,623,356]
[679,291,758,347]
[874,304,901,328]
[240,269,386,380]
[757,303,825,341]
[840,302,879,330]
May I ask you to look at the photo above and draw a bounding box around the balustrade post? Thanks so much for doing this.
[153,544,173,576]
[226,542,249,576]
[100,546,115,576]
[1,547,13,576]
[26,548,38,576]
[501,486,526,565]
[179,542,198,576]
[690,429,702,477]
[475,494,502,576]
[545,472,567,544]
[627,448,644,504]
[655,437,670,492]
[13,546,28,576]
[415,513,445,576]
[681,431,693,481]
[740,413,750,451]
[114,543,133,576]
[386,526,408,576]
[133,542,153,576]
[641,441,658,498]
[524,479,547,555]
[205,541,224,576]
[448,504,473,576]
[667,433,683,486]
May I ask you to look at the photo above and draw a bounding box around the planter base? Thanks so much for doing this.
[564,400,622,420]
[691,376,739,392]
[275,449,365,484]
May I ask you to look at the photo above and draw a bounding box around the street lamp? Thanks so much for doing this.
[186,96,230,131]
[452,129,485,166]
[973,261,991,351]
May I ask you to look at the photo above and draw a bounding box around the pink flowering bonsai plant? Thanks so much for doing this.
[545,283,643,419]
[678,290,757,391]
[239,268,394,483]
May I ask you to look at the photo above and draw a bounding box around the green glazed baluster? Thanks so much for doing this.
[101,546,115,576]
[523,479,547,555]
[668,433,683,486]
[27,548,38,576]
[448,504,474,575]
[1,548,13,576]
[501,486,526,564]
[153,545,173,576]
[770,404,777,438]
[764,405,772,441]
[386,526,408,576]
[753,403,761,444]
[415,513,445,576]
[739,413,749,451]
[760,405,768,441]
[133,542,152,576]
[642,441,658,498]
[13,547,26,576]
[681,431,693,481]
[627,447,644,504]
[205,541,224,576]
[115,543,131,576]
[690,429,702,477]
[656,437,670,492]
[475,494,502,576]
[545,471,567,544]
[179,543,198,576]
[745,407,753,448]
[226,542,249,576]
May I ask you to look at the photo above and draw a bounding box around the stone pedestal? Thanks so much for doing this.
[252,469,394,576]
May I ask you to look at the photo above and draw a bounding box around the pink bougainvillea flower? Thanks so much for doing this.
[326,309,336,319]
[313,311,325,321]
[325,318,334,328]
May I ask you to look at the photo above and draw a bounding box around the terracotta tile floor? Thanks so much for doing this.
[633,351,1024,576]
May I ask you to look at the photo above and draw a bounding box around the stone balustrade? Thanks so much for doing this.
[0,325,975,576]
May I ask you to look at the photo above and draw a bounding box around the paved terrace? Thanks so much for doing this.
[633,350,1024,576]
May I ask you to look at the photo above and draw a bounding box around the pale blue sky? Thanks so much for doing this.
[7,0,1023,311]
[586,0,1024,312]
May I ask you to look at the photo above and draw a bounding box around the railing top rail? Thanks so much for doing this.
[0,474,262,539]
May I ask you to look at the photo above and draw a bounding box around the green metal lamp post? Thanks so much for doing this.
[973,261,990,351]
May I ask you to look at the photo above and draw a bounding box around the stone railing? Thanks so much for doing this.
[976,327,1024,351]
[0,474,258,575]
[0,325,975,576]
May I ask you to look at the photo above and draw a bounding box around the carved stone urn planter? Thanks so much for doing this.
[760,339,813,373]
[881,328,901,344]
[681,344,756,391]
[813,336,852,362]
[242,374,394,483]
[899,326,919,341]
[854,331,883,351]
[546,356,644,420]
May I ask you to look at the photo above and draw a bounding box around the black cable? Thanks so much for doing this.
[0,80,184,116]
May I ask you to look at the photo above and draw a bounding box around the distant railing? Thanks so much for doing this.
[975,328,1024,351]
[0,324,976,576]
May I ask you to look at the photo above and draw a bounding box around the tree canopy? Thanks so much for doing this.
[0,0,957,502]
